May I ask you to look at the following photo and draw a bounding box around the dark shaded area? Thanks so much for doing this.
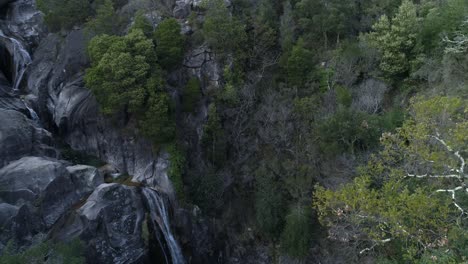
[0,44,13,84]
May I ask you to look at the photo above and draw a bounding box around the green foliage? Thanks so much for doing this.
[335,85,352,107]
[85,29,156,115]
[256,0,278,30]
[419,0,468,54]
[183,78,202,112]
[201,104,227,168]
[153,18,185,71]
[280,206,312,259]
[318,109,381,155]
[85,0,121,36]
[202,0,247,55]
[167,144,186,201]
[366,0,420,81]
[131,11,154,37]
[315,96,467,260]
[0,239,85,264]
[286,39,315,88]
[37,0,91,31]
[255,165,285,239]
[138,88,175,144]
[293,96,319,124]
[85,29,174,144]
[295,0,357,47]
[218,66,242,106]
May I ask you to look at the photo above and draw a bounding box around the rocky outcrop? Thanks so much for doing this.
[184,45,222,90]
[0,156,103,249]
[51,184,149,264]
[0,110,54,166]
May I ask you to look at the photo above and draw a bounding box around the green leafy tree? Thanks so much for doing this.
[86,0,121,36]
[315,96,467,261]
[138,88,175,144]
[335,85,352,107]
[256,0,278,29]
[295,0,356,48]
[366,0,419,81]
[153,18,185,71]
[37,0,91,31]
[419,0,468,54]
[131,11,154,37]
[280,206,313,259]
[202,0,247,55]
[85,29,174,143]
[85,29,156,115]
[286,39,315,88]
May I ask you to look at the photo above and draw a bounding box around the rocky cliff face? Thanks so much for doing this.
[0,0,260,262]
[0,0,191,263]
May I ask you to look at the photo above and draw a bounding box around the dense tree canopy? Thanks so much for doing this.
[315,96,468,262]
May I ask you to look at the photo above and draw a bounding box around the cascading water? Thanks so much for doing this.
[0,29,31,91]
[142,188,185,264]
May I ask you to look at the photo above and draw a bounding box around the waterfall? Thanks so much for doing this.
[0,29,31,91]
[142,188,185,264]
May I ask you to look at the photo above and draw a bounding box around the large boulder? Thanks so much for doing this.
[51,184,148,264]
[0,157,103,250]
[0,110,54,166]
